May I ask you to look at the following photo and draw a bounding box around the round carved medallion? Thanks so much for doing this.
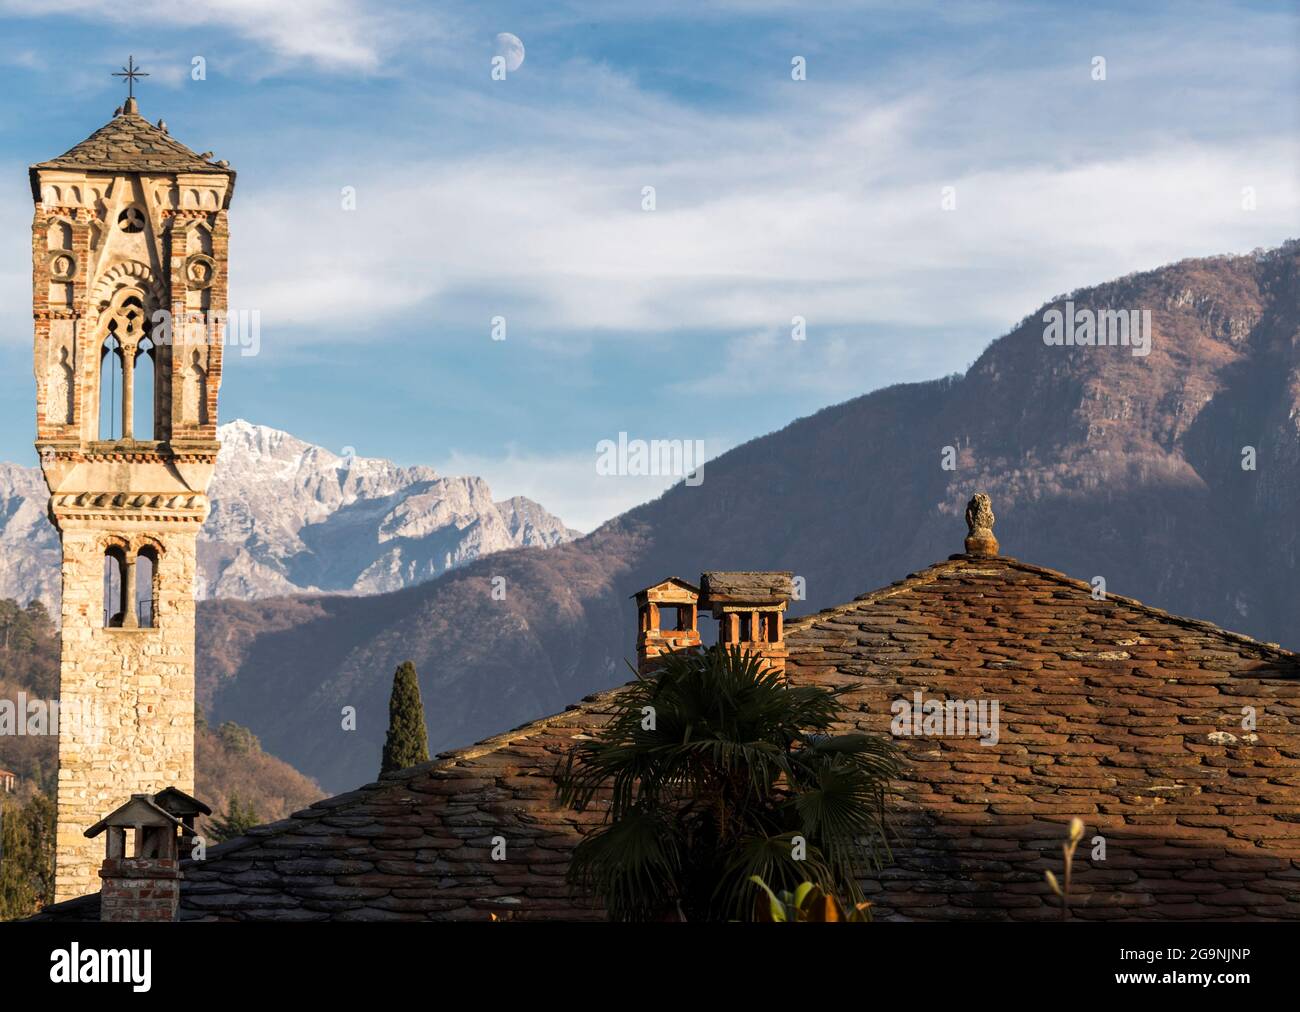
[184,253,216,290]
[48,250,78,282]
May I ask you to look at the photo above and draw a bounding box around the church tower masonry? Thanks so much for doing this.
[30,93,234,901]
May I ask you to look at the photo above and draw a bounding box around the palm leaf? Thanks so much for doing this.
[554,644,900,921]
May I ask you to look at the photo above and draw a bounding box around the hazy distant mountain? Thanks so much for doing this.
[195,241,1300,792]
[0,463,57,609]
[0,420,580,607]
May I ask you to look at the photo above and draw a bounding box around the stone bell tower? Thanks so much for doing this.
[30,82,234,901]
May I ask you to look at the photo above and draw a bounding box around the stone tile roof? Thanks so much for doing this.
[31,108,233,180]
[176,692,624,922]
[785,556,1300,920]
[699,570,793,605]
[33,553,1300,921]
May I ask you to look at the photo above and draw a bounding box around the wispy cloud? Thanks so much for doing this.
[230,126,1297,342]
[437,439,729,534]
[209,0,1297,347]
[0,0,407,70]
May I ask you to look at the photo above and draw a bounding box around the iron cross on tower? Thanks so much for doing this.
[112,55,149,99]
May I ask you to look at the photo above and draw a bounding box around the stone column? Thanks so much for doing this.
[121,343,135,441]
[123,556,138,629]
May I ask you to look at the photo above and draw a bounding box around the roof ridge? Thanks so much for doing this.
[186,681,640,859]
[787,554,1298,662]
[783,558,958,632]
[992,555,1297,661]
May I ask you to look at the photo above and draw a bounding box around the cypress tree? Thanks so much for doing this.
[381,661,430,775]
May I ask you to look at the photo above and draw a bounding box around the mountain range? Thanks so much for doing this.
[0,419,580,608]
[193,241,1300,792]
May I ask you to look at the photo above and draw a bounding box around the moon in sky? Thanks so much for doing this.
[495,32,525,72]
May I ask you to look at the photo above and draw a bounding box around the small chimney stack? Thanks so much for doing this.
[153,786,212,860]
[700,571,793,678]
[633,578,701,674]
[85,791,192,922]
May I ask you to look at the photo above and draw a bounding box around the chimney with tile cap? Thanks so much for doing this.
[632,578,702,675]
[153,786,212,860]
[84,791,193,922]
[700,571,793,678]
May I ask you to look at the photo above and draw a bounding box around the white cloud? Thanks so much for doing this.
[221,15,1299,345]
[0,0,401,70]
[437,438,730,534]
[230,123,1298,348]
[669,327,945,400]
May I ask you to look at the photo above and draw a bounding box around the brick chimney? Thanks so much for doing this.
[700,571,793,678]
[633,578,701,674]
[84,792,187,922]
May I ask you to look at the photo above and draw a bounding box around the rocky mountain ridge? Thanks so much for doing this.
[0,420,580,607]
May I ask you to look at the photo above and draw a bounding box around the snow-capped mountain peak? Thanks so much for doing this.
[0,421,580,607]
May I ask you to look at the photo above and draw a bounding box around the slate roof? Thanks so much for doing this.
[33,552,1300,922]
[786,556,1300,920]
[29,105,234,199]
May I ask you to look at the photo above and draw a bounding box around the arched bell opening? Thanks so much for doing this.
[103,545,128,628]
[98,334,124,441]
[133,335,156,441]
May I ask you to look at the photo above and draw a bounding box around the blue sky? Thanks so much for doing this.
[0,0,1296,530]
